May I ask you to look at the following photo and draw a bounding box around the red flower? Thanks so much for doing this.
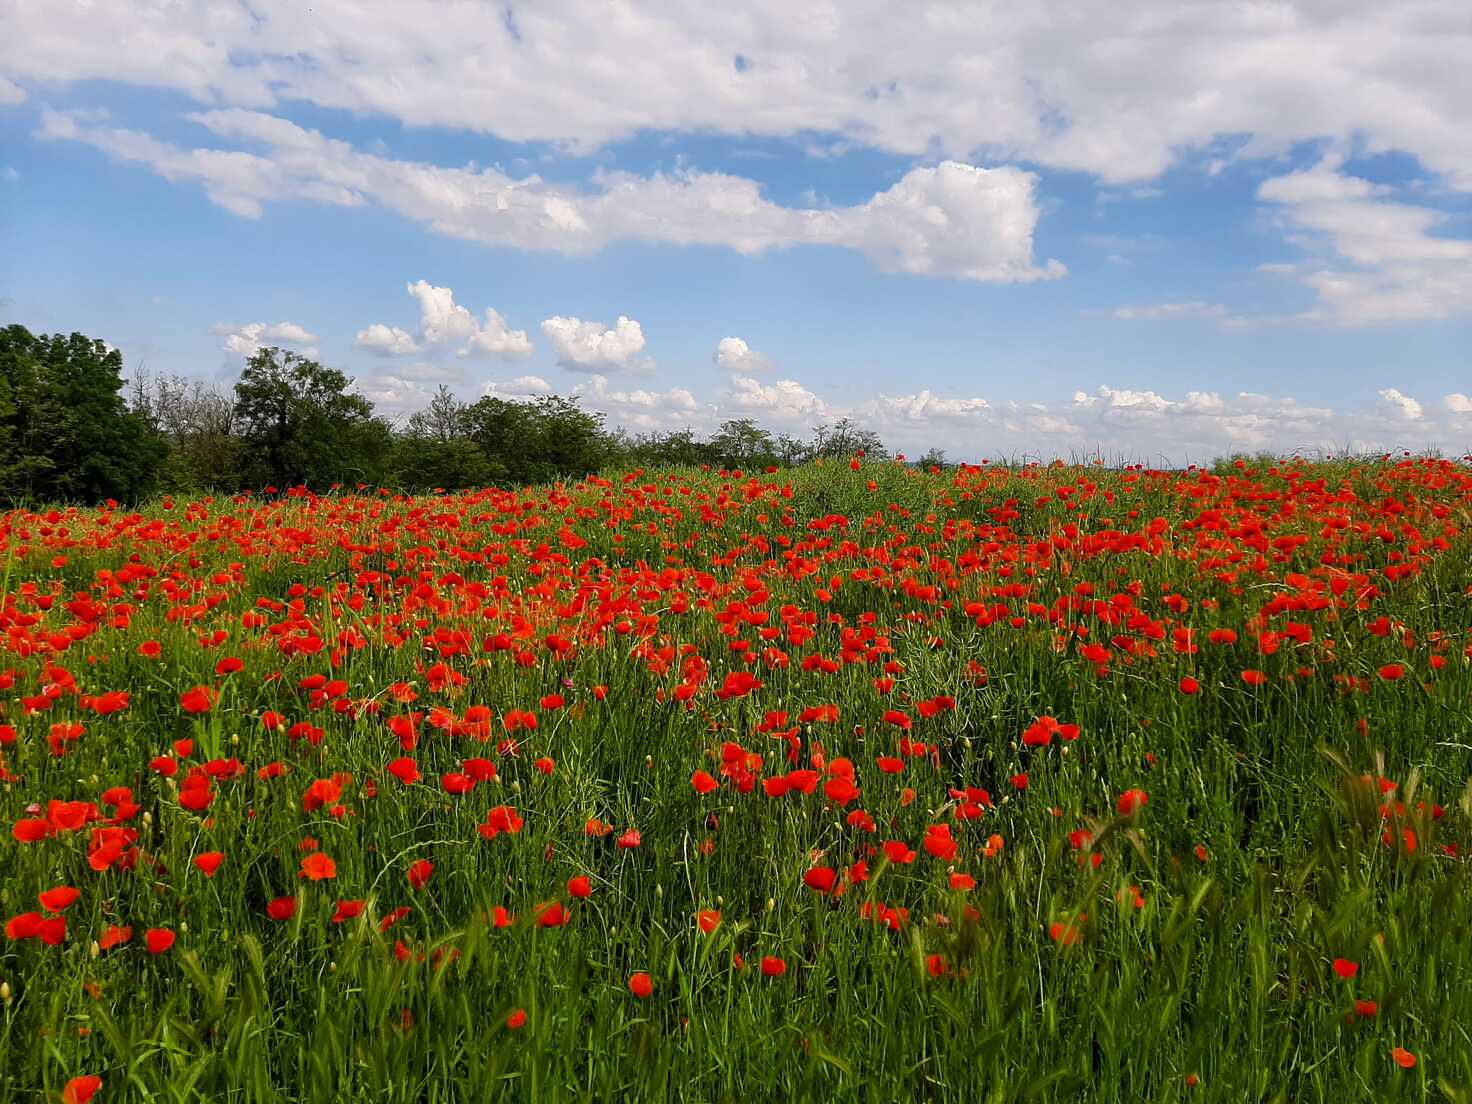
[1178,675,1200,695]
[62,1076,103,1104]
[628,972,654,998]
[267,896,298,921]
[506,1008,527,1030]
[37,886,80,913]
[145,927,176,954]
[1390,1047,1416,1069]
[1332,958,1359,979]
[690,770,719,796]
[193,852,224,878]
[1117,789,1149,816]
[180,686,216,714]
[696,909,721,934]
[299,853,337,881]
[406,859,434,890]
[332,899,365,924]
[802,867,837,894]
[386,757,421,784]
[760,955,787,977]
[567,875,592,899]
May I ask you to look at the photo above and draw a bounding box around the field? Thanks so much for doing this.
[3,456,1472,1103]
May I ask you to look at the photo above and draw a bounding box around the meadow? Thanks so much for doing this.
[2,455,1471,1103]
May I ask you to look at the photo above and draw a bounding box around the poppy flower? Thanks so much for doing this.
[536,901,569,928]
[1332,958,1359,979]
[386,757,421,785]
[506,1009,527,1030]
[760,955,787,977]
[332,900,365,924]
[690,770,719,795]
[628,972,653,998]
[62,1076,103,1104]
[267,896,298,921]
[1178,676,1200,695]
[145,927,176,954]
[802,867,837,894]
[696,909,721,934]
[567,875,592,899]
[193,852,224,878]
[1117,789,1149,816]
[406,859,434,890]
[616,829,641,849]
[1390,1047,1416,1069]
[299,853,337,881]
[180,686,216,714]
[98,924,132,950]
[37,886,80,913]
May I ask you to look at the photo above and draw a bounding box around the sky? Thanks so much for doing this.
[1,1,1470,463]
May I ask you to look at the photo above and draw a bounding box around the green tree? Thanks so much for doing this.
[233,347,392,490]
[394,386,500,490]
[462,393,615,485]
[0,324,165,503]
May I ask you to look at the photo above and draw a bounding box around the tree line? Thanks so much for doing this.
[1,323,927,504]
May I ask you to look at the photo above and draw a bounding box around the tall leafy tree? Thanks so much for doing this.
[0,324,165,503]
[395,386,500,489]
[233,347,391,489]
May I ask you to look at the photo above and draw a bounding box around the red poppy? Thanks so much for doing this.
[37,886,80,913]
[62,1076,103,1104]
[628,972,653,998]
[299,853,337,881]
[332,900,365,924]
[145,927,175,954]
[506,1008,527,1030]
[1332,958,1359,979]
[406,859,434,890]
[1117,789,1149,816]
[696,909,721,934]
[180,686,216,714]
[567,875,592,899]
[386,757,421,785]
[802,867,837,894]
[193,852,224,878]
[1390,1047,1416,1069]
[267,896,298,921]
[690,770,719,795]
[760,955,787,977]
[98,924,133,950]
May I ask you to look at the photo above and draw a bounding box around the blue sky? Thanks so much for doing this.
[2,3,1470,461]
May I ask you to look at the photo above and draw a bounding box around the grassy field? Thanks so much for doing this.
[2,456,1471,1103]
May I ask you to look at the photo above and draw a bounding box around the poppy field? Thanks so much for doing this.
[3,455,1472,1103]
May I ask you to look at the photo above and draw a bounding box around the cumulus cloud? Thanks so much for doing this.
[212,320,319,359]
[713,337,773,374]
[541,315,650,373]
[353,323,419,356]
[484,375,553,397]
[403,280,533,359]
[1445,393,1472,414]
[37,108,1062,282]
[1378,388,1423,420]
[725,376,829,425]
[571,375,706,430]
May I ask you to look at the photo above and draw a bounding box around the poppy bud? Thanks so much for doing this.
[766,898,775,912]
[0,982,10,1001]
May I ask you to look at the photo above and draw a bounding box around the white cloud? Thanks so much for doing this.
[713,337,773,374]
[38,108,1062,282]
[405,280,533,359]
[484,375,553,398]
[571,375,705,430]
[0,77,24,106]
[353,323,419,356]
[725,376,829,425]
[541,315,650,373]
[1378,388,1423,420]
[1444,393,1472,414]
[1111,301,1229,322]
[9,3,1472,191]
[212,320,319,359]
[1256,158,1472,325]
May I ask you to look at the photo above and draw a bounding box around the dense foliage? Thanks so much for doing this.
[2,324,902,505]
[2,456,1472,1102]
